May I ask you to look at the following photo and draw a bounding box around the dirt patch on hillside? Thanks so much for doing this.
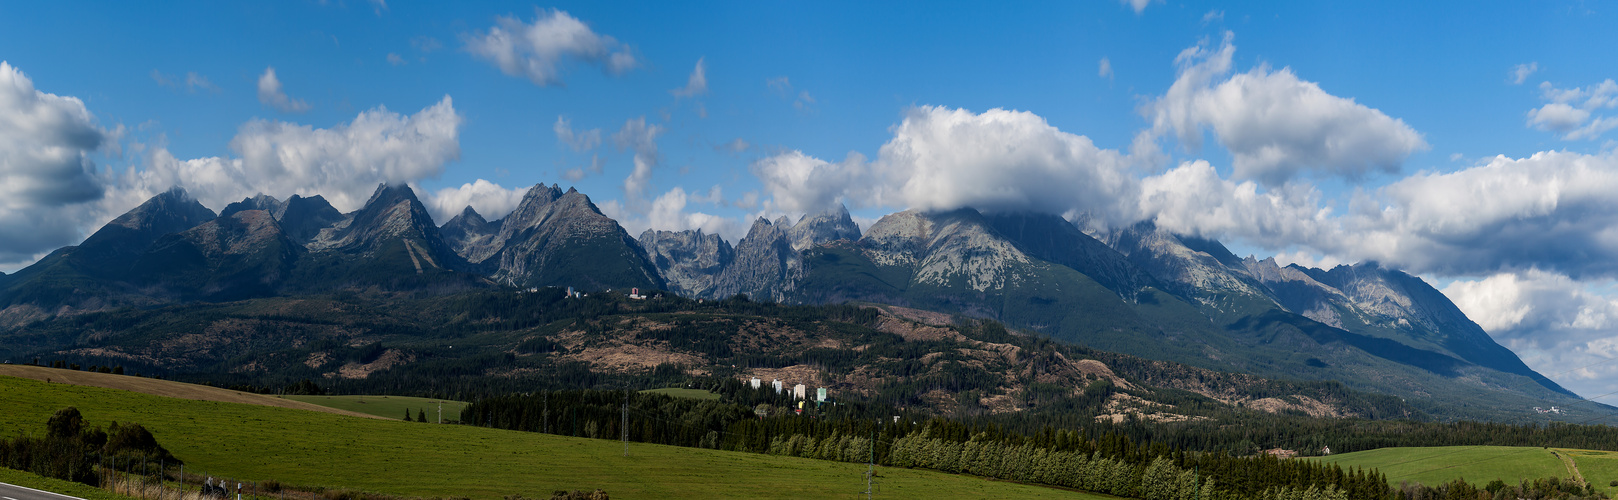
[335,349,414,379]
[1243,395,1343,418]
[874,316,966,343]
[873,305,954,326]
[0,364,383,419]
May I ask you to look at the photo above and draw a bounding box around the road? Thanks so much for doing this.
[0,482,86,500]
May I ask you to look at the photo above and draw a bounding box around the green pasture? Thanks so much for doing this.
[282,394,467,421]
[1560,448,1618,497]
[0,376,1105,499]
[638,388,721,400]
[1311,446,1602,491]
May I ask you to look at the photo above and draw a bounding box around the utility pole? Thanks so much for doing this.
[437,401,442,424]
[864,419,876,499]
[622,390,630,457]
[544,391,549,434]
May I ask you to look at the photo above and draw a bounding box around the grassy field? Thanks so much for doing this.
[639,387,720,400]
[283,394,467,421]
[0,365,378,419]
[1560,449,1618,497]
[0,375,1107,499]
[0,467,139,500]
[1313,445,1618,495]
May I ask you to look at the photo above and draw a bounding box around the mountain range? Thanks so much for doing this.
[0,182,1597,421]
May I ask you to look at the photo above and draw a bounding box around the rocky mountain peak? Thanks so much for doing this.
[81,187,217,257]
[468,183,663,291]
[442,205,502,259]
[787,204,861,252]
[639,228,735,297]
[710,217,801,301]
[278,194,346,243]
[220,194,288,220]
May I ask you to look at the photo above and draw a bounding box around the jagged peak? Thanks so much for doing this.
[362,183,420,209]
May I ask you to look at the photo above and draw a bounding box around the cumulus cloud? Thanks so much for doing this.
[257,67,310,113]
[1145,32,1427,186]
[1443,269,1618,398]
[0,61,108,264]
[1509,62,1539,85]
[670,57,707,98]
[415,179,526,224]
[1339,149,1618,279]
[752,105,1137,218]
[553,116,601,151]
[1201,10,1225,24]
[613,116,663,203]
[1136,160,1333,248]
[1529,79,1618,140]
[463,8,637,87]
[560,154,605,182]
[128,96,462,215]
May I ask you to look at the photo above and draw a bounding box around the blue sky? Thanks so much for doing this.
[4,1,1618,400]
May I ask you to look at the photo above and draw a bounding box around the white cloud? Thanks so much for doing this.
[752,105,1138,218]
[752,150,874,215]
[553,116,601,151]
[1201,10,1225,24]
[1337,149,1618,279]
[1098,57,1114,81]
[1443,269,1618,398]
[0,61,108,264]
[127,96,462,216]
[1509,62,1539,85]
[1136,160,1332,248]
[415,179,526,224]
[670,57,707,98]
[1145,32,1427,186]
[877,106,1136,216]
[463,8,637,87]
[387,53,406,66]
[257,66,310,113]
[613,116,663,203]
[1529,79,1618,140]
[1121,0,1156,14]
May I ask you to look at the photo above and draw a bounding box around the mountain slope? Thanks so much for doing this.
[129,208,301,301]
[466,184,664,291]
[639,228,734,297]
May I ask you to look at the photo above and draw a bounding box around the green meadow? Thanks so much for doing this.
[638,388,721,400]
[0,375,1106,499]
[282,394,467,421]
[1312,445,1617,494]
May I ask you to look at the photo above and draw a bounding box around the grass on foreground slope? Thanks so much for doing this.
[283,395,468,421]
[1312,445,1618,495]
[0,375,1107,500]
[0,467,140,500]
[1561,449,1618,497]
[0,365,378,420]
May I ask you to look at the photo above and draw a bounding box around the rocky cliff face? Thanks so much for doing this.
[711,217,802,301]
[468,184,664,291]
[786,204,862,252]
[441,206,503,260]
[277,195,346,244]
[306,184,461,269]
[219,194,289,220]
[131,209,300,300]
[639,229,734,297]
[75,187,218,271]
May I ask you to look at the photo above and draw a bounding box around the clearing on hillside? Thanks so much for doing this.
[0,375,1104,499]
[639,387,721,400]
